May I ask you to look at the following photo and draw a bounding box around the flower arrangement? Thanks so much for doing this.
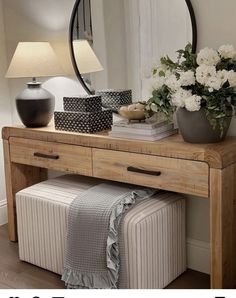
[145,44,236,133]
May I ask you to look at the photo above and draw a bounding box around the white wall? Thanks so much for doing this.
[188,0,236,239]
[0,0,11,226]
[192,0,236,136]
[184,0,236,273]
[103,0,127,89]
[0,0,86,225]
[92,0,191,99]
[91,0,109,90]
[3,0,86,123]
[124,0,192,99]
[91,0,127,91]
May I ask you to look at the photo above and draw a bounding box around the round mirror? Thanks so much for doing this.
[69,0,197,100]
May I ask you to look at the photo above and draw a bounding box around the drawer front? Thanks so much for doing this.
[93,149,209,198]
[10,137,92,176]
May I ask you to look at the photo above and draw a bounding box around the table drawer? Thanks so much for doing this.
[10,137,92,176]
[93,149,209,197]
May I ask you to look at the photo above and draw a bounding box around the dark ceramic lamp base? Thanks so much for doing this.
[16,80,55,128]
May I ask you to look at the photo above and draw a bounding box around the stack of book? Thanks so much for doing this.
[109,120,178,141]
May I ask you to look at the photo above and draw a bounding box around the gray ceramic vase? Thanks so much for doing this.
[176,107,232,144]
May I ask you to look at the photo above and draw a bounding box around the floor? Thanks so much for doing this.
[0,225,210,289]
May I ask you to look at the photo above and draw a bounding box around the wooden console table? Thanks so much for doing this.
[2,125,236,289]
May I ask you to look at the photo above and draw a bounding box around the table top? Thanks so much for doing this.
[3,125,236,169]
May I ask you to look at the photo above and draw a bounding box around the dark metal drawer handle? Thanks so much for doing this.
[34,152,59,160]
[127,166,161,176]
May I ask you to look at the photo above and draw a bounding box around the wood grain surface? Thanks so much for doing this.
[93,149,209,197]
[3,125,236,169]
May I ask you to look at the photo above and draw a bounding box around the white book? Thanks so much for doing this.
[112,120,168,130]
[109,128,178,141]
[112,123,174,136]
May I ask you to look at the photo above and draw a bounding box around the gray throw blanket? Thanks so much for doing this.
[62,183,156,289]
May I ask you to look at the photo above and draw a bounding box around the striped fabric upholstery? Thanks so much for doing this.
[16,175,186,289]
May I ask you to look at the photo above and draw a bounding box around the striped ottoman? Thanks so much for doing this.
[16,175,186,289]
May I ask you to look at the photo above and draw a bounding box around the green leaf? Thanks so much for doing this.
[159,70,165,77]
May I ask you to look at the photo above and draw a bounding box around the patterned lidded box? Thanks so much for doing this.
[54,109,113,133]
[96,89,132,110]
[63,95,102,113]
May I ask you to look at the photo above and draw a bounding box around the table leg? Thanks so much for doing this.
[3,140,47,242]
[210,164,236,288]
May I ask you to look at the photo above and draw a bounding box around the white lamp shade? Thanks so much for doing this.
[73,40,103,74]
[5,42,65,78]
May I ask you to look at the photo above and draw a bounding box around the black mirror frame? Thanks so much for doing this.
[69,0,198,95]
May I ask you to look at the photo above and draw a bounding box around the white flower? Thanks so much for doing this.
[171,88,192,108]
[197,47,220,66]
[178,70,196,86]
[151,76,165,90]
[153,64,171,78]
[206,76,222,90]
[185,95,202,112]
[165,74,181,91]
[196,67,233,90]
[227,70,236,87]
[163,69,172,79]
[217,70,229,85]
[201,70,236,90]
[218,44,236,59]
[195,66,228,90]
[196,65,217,85]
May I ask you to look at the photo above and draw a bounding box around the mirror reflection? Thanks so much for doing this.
[71,0,194,100]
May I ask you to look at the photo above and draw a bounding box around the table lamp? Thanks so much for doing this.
[5,42,65,127]
[73,40,103,92]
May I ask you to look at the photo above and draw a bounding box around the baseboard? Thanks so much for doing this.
[187,238,210,274]
[0,200,7,226]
